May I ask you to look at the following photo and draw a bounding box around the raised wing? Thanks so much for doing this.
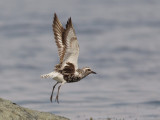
[53,13,65,63]
[61,17,79,70]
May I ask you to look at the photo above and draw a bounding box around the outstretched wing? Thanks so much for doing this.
[53,13,65,63]
[61,17,79,70]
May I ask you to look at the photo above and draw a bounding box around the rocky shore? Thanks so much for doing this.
[0,98,69,120]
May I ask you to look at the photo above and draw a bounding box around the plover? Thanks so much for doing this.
[41,13,96,103]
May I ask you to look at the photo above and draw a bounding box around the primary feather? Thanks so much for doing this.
[53,14,79,70]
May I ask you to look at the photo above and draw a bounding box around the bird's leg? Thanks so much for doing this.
[55,85,62,104]
[50,82,59,102]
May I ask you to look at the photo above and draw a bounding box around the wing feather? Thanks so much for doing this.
[53,14,79,70]
[61,17,79,70]
[53,13,65,63]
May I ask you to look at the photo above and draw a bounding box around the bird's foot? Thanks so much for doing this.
[50,94,53,103]
[55,95,59,104]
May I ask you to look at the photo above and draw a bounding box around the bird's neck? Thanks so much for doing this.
[76,69,88,79]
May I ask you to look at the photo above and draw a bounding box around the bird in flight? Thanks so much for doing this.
[41,13,96,103]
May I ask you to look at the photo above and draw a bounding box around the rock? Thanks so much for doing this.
[0,98,69,120]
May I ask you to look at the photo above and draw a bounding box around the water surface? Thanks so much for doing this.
[0,0,160,120]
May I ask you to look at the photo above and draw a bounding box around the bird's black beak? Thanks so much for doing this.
[91,71,96,74]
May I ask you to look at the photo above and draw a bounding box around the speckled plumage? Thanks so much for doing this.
[41,13,96,103]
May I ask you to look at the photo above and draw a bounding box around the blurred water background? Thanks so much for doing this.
[0,0,160,120]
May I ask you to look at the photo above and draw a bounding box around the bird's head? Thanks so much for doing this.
[82,67,96,76]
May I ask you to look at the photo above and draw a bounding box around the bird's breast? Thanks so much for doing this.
[64,73,81,83]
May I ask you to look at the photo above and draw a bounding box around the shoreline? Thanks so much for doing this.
[0,98,69,120]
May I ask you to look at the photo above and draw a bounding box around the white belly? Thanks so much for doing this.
[41,71,66,83]
[53,73,65,83]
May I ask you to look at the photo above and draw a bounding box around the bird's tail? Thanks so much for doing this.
[41,71,58,79]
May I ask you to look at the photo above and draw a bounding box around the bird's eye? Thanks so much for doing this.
[87,69,91,71]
